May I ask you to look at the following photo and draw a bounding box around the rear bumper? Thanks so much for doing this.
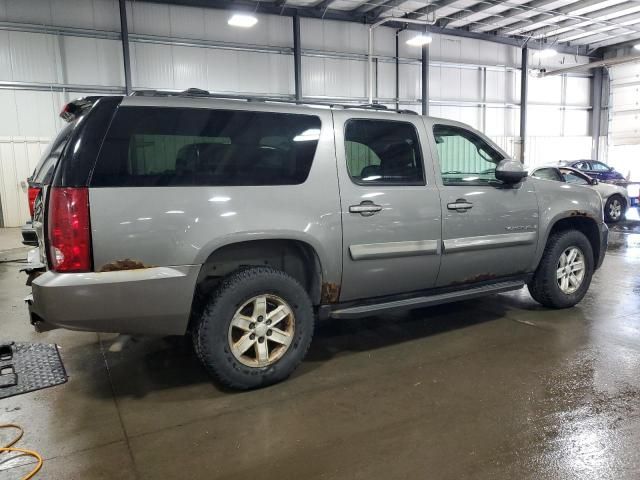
[27,265,201,335]
[596,221,608,270]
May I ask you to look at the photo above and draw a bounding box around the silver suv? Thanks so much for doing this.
[26,92,608,389]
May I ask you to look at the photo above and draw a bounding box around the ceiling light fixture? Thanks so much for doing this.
[406,34,432,47]
[228,13,258,28]
[634,43,640,50]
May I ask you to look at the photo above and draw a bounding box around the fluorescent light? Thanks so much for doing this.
[634,43,640,50]
[228,13,258,28]
[293,128,321,142]
[406,34,432,47]
[535,48,557,59]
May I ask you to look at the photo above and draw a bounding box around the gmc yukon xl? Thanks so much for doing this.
[26,92,608,389]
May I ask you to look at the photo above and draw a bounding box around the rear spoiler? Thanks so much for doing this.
[59,96,104,122]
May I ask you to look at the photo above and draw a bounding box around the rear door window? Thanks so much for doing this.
[531,168,563,182]
[91,107,322,186]
[344,119,425,185]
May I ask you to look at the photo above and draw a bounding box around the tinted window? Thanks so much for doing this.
[433,125,503,186]
[31,123,73,185]
[345,119,424,185]
[574,161,589,170]
[591,161,610,171]
[531,168,563,182]
[91,107,321,186]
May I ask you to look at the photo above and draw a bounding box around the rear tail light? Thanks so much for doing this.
[47,187,92,272]
[27,186,41,218]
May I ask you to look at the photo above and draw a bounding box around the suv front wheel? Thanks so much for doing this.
[528,229,594,309]
[193,267,314,390]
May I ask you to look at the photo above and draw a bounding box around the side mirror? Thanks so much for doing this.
[495,159,528,184]
[591,178,599,185]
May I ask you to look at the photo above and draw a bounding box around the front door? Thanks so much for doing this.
[333,111,442,301]
[426,121,539,287]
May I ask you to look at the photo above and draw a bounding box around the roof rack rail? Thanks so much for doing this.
[130,88,422,115]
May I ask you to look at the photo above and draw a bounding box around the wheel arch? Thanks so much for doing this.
[193,237,327,310]
[536,215,602,270]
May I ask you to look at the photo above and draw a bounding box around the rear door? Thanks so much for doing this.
[426,120,539,287]
[333,111,442,301]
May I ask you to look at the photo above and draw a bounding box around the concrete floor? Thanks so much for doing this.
[1,219,640,479]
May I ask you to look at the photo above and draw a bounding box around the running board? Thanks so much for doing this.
[330,280,525,320]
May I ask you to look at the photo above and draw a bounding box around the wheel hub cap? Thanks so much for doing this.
[556,247,585,295]
[609,200,621,219]
[228,294,295,368]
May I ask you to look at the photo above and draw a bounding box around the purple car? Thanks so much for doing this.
[561,160,625,182]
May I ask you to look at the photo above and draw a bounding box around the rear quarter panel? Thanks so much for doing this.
[89,102,342,286]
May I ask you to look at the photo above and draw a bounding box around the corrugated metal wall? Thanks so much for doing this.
[0,0,594,226]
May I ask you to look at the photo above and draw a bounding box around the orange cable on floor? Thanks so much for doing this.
[0,424,43,480]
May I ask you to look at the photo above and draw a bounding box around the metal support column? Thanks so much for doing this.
[519,46,528,163]
[119,0,132,95]
[395,32,400,111]
[421,37,429,116]
[591,67,603,160]
[293,13,302,102]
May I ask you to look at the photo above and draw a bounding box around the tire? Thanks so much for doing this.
[527,229,594,309]
[192,267,314,390]
[604,195,625,223]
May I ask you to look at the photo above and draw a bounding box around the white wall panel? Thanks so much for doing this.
[61,37,123,86]
[377,62,396,100]
[564,110,590,136]
[302,56,365,98]
[131,42,174,89]
[565,77,590,106]
[172,45,208,91]
[528,76,562,105]
[3,31,59,83]
[399,63,420,100]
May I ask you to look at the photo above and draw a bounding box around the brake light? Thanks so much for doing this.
[27,186,40,218]
[47,187,92,272]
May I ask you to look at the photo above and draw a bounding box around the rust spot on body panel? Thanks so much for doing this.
[321,282,341,303]
[99,259,152,272]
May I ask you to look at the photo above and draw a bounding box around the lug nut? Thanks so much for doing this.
[267,330,272,336]
[249,322,255,329]
[250,334,256,340]
[257,316,264,322]
[266,319,271,325]
[258,337,265,343]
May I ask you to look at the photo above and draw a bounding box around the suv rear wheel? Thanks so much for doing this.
[193,267,314,390]
[604,194,625,223]
[528,229,594,309]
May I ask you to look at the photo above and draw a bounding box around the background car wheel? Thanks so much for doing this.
[604,195,625,223]
[527,229,594,309]
[192,267,314,390]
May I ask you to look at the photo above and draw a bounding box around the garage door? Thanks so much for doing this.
[609,62,640,146]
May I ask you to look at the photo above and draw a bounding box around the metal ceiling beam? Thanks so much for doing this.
[470,0,581,33]
[139,0,595,56]
[555,13,640,44]
[523,1,640,38]
[367,0,459,21]
[356,0,394,14]
[587,30,640,49]
[498,0,640,36]
[440,0,510,28]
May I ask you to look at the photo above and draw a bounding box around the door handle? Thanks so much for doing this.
[349,201,383,216]
[447,199,473,212]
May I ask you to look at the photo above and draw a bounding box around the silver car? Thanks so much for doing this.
[531,166,630,223]
[26,92,608,389]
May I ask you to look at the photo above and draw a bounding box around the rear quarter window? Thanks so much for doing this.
[90,107,322,187]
